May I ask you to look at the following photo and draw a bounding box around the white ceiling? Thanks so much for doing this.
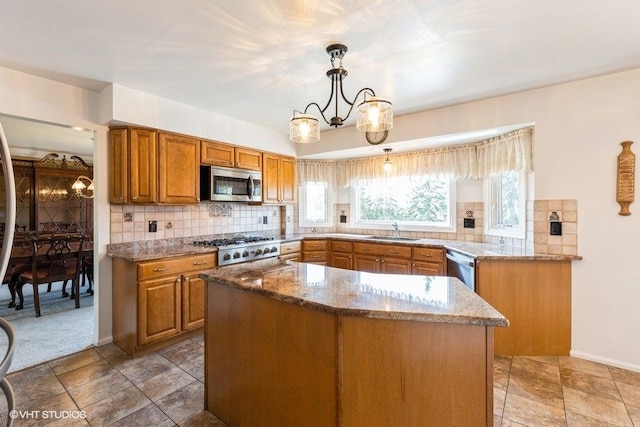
[1,0,640,155]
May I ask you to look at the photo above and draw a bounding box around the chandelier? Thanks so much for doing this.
[290,43,393,144]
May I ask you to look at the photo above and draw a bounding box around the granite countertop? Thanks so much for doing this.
[107,232,582,262]
[200,258,509,327]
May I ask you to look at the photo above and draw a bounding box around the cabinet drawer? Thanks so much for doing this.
[412,247,445,262]
[354,243,411,258]
[303,240,327,251]
[331,240,353,253]
[280,241,301,254]
[303,251,327,263]
[138,254,216,281]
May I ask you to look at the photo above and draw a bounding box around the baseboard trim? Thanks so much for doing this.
[96,335,113,347]
[570,350,640,373]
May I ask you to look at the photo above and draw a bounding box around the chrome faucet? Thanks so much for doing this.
[391,222,400,238]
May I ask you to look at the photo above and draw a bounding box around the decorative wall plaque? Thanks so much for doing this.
[616,141,635,215]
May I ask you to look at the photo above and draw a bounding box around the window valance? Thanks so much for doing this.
[297,127,533,187]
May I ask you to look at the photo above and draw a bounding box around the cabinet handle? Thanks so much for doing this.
[119,196,124,201]
[192,261,208,265]
[421,253,433,257]
[153,267,169,272]
[362,248,371,252]
[132,196,138,201]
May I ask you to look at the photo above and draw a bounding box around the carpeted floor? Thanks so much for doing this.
[0,280,94,372]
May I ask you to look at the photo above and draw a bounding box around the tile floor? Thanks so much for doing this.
[2,336,640,426]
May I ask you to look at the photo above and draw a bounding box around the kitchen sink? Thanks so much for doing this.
[367,236,420,242]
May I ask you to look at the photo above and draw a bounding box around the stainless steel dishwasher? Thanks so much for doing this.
[445,250,476,291]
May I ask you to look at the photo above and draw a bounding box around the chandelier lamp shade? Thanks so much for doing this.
[72,175,95,198]
[290,43,393,144]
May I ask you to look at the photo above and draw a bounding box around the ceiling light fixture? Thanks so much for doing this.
[383,148,393,172]
[290,43,393,144]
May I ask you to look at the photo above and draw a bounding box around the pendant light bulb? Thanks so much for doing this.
[383,148,393,172]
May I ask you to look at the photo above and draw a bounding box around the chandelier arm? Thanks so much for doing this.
[340,87,376,122]
[303,102,332,126]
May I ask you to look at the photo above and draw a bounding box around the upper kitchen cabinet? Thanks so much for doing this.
[263,153,295,204]
[158,132,200,204]
[201,141,262,171]
[109,127,199,204]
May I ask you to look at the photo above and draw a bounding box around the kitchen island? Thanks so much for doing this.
[201,259,508,427]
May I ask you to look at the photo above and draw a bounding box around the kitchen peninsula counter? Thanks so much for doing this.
[202,259,507,427]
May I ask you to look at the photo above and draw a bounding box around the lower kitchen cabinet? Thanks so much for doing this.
[112,253,216,356]
[302,239,327,264]
[412,247,446,275]
[329,240,353,270]
[279,240,301,261]
[352,242,412,274]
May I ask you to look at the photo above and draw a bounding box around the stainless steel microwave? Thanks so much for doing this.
[200,165,262,202]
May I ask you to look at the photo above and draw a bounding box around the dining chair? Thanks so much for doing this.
[15,233,86,317]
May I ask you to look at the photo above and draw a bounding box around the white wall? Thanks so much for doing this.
[312,68,640,371]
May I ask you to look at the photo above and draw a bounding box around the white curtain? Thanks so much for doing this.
[297,127,533,186]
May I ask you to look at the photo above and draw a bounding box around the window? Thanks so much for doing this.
[352,174,454,231]
[299,181,332,227]
[485,170,526,238]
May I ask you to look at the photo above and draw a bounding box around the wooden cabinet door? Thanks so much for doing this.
[201,141,234,167]
[158,133,200,204]
[412,261,444,276]
[138,276,181,345]
[330,252,352,270]
[381,257,412,274]
[129,128,157,203]
[109,129,128,204]
[279,156,296,203]
[235,147,262,171]
[353,254,379,273]
[182,272,205,330]
[262,153,280,203]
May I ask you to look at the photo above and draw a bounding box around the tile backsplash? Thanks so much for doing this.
[109,203,282,243]
[110,198,578,256]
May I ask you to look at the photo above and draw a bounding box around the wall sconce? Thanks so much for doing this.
[72,175,94,199]
[383,148,393,172]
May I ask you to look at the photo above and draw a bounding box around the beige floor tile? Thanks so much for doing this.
[626,404,640,426]
[507,373,564,409]
[521,355,559,366]
[67,369,133,408]
[93,342,128,362]
[616,381,640,407]
[563,386,633,426]
[189,333,205,346]
[510,357,561,385]
[559,356,613,380]
[136,365,197,402]
[56,359,113,390]
[560,367,622,402]
[117,352,174,384]
[7,364,66,407]
[156,381,205,424]
[82,385,151,426]
[158,339,204,366]
[179,352,205,380]
[494,387,506,416]
[610,366,640,388]
[565,409,620,426]
[500,418,528,426]
[107,403,175,427]
[48,349,103,376]
[180,410,228,427]
[502,393,566,426]
[14,391,87,427]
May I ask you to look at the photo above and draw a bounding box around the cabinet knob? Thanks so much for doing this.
[132,196,138,201]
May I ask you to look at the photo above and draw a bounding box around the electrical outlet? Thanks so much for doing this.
[148,220,157,232]
[262,216,268,224]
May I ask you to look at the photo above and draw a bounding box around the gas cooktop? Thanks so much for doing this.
[193,236,274,247]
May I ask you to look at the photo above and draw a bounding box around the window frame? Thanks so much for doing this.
[298,180,333,228]
[349,174,456,233]
[484,169,527,239]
